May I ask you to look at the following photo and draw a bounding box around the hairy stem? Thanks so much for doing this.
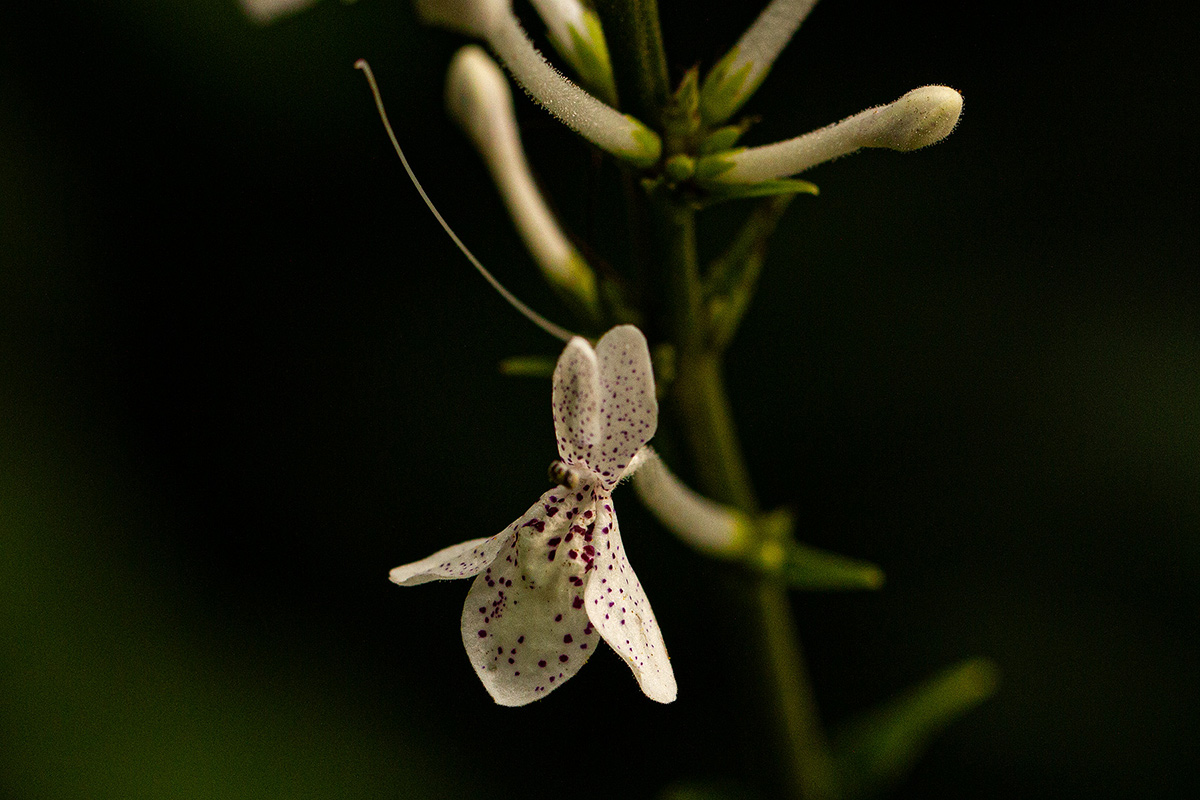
[592,0,670,125]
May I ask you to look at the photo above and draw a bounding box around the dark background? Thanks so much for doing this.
[2,1,1196,798]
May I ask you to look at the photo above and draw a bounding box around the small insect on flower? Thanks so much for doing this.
[547,459,587,489]
[390,325,676,706]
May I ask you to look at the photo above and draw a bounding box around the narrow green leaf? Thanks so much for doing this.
[755,537,885,591]
[698,178,819,208]
[699,119,756,155]
[746,509,885,591]
[704,195,795,351]
[833,658,1001,799]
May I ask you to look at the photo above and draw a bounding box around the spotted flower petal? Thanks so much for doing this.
[391,325,673,705]
[593,325,658,488]
[553,325,657,488]
[552,335,602,470]
[585,499,677,703]
[461,486,602,705]
[389,534,508,586]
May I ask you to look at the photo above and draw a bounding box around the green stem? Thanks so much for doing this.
[673,350,758,511]
[657,193,839,800]
[595,4,839,796]
[752,581,840,800]
[592,0,671,125]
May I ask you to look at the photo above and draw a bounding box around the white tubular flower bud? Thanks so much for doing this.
[446,46,599,314]
[631,448,752,556]
[239,0,319,23]
[700,0,821,126]
[416,0,661,167]
[698,85,963,184]
[528,0,618,105]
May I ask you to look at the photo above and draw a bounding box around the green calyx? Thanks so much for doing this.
[563,12,619,107]
[698,46,755,127]
[623,119,664,168]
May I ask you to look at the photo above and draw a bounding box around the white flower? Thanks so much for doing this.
[390,326,676,706]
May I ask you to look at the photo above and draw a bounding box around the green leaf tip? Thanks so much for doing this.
[663,66,703,150]
[833,657,1000,799]
[767,538,885,591]
[699,178,819,207]
[747,509,885,591]
[699,120,756,155]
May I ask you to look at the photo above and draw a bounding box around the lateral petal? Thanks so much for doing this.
[584,498,676,703]
[389,534,508,587]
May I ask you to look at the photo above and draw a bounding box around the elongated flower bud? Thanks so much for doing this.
[446,46,600,317]
[528,0,618,105]
[416,0,661,167]
[700,0,821,126]
[697,85,963,184]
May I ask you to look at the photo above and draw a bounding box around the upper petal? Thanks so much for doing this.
[594,325,658,488]
[584,498,676,703]
[552,336,602,469]
[461,487,603,705]
[390,534,508,587]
